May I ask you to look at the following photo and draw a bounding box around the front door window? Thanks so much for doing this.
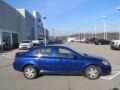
[57,48,75,59]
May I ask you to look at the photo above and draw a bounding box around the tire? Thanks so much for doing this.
[110,46,114,50]
[96,42,101,45]
[84,65,101,80]
[23,65,38,79]
[118,46,120,51]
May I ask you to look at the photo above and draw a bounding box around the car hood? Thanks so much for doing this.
[83,53,105,61]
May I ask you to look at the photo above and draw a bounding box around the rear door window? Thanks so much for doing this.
[34,48,52,57]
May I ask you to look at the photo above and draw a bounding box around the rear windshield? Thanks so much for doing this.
[22,41,30,43]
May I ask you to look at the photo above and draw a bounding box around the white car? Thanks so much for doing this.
[19,40,33,50]
[71,39,81,42]
[110,40,120,50]
[32,39,44,47]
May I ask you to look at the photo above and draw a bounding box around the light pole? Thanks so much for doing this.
[101,16,107,40]
[93,22,97,38]
[105,25,108,40]
[52,28,55,39]
[117,7,120,39]
[43,16,47,45]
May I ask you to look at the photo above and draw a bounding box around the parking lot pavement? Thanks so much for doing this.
[0,42,120,90]
[101,66,120,80]
[0,55,13,67]
[0,49,27,59]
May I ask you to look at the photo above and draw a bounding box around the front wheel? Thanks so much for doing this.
[23,65,38,79]
[84,65,101,80]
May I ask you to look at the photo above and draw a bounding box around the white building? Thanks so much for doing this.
[33,11,44,40]
[0,0,49,50]
[0,0,19,48]
[17,9,35,42]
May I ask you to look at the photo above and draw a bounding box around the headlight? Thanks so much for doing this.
[102,60,110,65]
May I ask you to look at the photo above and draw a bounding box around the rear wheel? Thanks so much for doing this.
[85,65,101,80]
[23,65,38,79]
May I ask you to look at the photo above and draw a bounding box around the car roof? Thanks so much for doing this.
[31,45,69,50]
[29,45,69,52]
[41,45,67,48]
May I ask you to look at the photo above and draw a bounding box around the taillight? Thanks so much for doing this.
[14,55,16,62]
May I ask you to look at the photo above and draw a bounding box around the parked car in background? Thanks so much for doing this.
[19,40,33,50]
[110,40,120,50]
[32,40,43,47]
[48,39,64,45]
[47,40,56,45]
[55,40,64,44]
[67,37,76,42]
[13,45,111,80]
[38,38,45,46]
[3,42,12,50]
[71,38,81,42]
[86,38,98,44]
[94,39,110,45]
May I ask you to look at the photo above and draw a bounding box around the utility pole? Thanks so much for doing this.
[93,22,97,38]
[43,16,47,45]
[117,7,120,39]
[52,28,55,39]
[101,16,107,39]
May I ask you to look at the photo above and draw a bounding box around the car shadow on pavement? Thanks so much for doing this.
[110,88,120,90]
[36,74,82,79]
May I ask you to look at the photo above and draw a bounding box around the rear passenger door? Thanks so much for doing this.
[33,47,60,71]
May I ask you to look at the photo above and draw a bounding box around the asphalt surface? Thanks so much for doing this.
[0,42,120,90]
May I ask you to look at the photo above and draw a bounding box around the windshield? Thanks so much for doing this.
[67,46,85,56]
[22,41,30,43]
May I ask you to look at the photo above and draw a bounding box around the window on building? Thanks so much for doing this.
[2,32,11,45]
[12,33,18,48]
[12,33,18,44]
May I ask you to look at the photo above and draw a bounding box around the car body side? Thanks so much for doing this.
[13,46,111,76]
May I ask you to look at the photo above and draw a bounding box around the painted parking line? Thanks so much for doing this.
[101,66,120,80]
[112,65,120,68]
[101,71,120,80]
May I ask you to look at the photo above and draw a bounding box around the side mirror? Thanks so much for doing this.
[74,55,79,60]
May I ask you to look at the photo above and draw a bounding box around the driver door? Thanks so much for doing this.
[55,47,83,73]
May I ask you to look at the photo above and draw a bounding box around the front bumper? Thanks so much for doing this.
[101,65,111,76]
[110,45,119,50]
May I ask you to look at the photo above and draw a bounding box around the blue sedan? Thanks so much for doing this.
[13,46,111,80]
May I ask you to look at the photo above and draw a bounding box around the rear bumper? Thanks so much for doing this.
[13,62,22,72]
[19,46,31,50]
[110,45,119,50]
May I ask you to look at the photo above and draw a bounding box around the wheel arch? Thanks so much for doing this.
[22,64,39,72]
[83,64,102,75]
